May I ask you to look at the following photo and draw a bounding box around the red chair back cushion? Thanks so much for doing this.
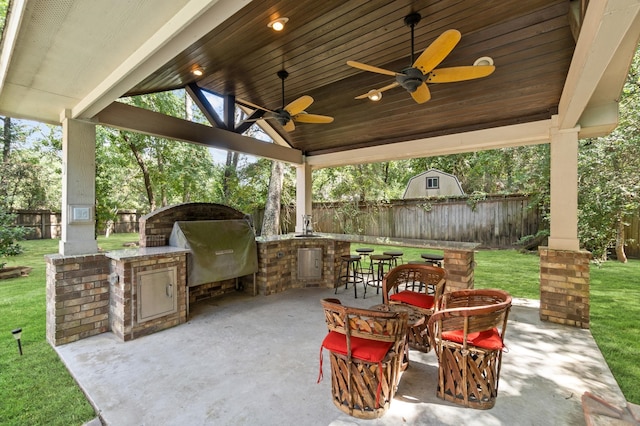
[389,290,435,309]
[321,331,392,362]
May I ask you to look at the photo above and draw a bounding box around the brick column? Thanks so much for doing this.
[539,247,591,328]
[45,253,110,346]
[443,249,474,291]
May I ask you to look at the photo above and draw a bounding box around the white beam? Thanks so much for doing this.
[307,120,553,169]
[73,0,251,119]
[0,0,27,96]
[559,0,640,131]
[95,102,303,164]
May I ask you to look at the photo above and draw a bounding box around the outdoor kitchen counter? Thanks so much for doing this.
[256,233,479,251]
[255,233,477,292]
[105,246,190,261]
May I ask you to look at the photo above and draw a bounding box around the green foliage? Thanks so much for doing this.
[0,208,25,269]
[577,49,640,259]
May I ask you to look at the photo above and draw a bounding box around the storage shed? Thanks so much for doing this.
[403,169,464,199]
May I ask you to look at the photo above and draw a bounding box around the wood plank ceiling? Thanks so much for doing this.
[126,0,576,157]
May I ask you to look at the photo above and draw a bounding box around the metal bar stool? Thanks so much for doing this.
[420,252,444,267]
[336,254,364,298]
[364,254,392,298]
[383,250,404,267]
[355,247,374,283]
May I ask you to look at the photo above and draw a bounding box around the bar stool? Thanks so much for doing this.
[355,247,374,282]
[336,255,364,298]
[383,250,404,267]
[421,252,444,267]
[364,254,392,298]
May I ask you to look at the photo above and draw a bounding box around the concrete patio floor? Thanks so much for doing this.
[56,287,627,425]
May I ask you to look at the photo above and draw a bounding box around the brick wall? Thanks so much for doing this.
[443,249,475,291]
[139,202,245,247]
[256,238,350,295]
[539,247,591,328]
[45,253,111,346]
[109,253,187,341]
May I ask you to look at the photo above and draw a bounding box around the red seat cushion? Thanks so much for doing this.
[389,290,435,309]
[321,331,392,362]
[441,328,504,350]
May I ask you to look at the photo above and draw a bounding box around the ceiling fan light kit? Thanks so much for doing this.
[348,12,495,104]
[367,89,382,101]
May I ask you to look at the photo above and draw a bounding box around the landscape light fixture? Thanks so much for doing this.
[11,328,23,356]
[268,17,288,31]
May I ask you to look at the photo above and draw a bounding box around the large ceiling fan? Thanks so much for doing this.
[239,70,333,132]
[347,12,495,104]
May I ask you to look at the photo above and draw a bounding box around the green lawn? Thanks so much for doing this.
[0,234,138,426]
[0,237,638,425]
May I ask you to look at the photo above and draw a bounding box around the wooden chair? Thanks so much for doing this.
[427,289,512,409]
[318,298,408,419]
[382,263,446,352]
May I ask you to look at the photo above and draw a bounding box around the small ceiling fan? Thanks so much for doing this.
[347,12,495,104]
[238,70,333,132]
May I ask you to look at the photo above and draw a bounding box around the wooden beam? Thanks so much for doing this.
[95,102,303,164]
[186,83,226,129]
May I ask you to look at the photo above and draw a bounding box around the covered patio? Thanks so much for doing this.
[57,288,626,425]
[2,1,640,424]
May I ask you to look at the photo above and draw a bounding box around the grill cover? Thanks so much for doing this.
[169,220,258,287]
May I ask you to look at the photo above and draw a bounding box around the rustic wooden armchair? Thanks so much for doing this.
[318,298,408,419]
[382,263,446,352]
[427,289,512,409]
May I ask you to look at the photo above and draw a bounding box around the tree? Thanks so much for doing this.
[261,161,284,236]
[577,49,640,261]
[0,208,25,269]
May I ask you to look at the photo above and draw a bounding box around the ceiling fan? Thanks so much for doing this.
[239,70,334,132]
[347,12,495,104]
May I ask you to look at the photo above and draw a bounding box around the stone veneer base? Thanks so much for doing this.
[539,246,591,329]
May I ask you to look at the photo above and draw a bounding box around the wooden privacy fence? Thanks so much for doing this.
[12,210,139,240]
[254,194,542,248]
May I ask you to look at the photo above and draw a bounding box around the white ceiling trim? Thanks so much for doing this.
[73,0,251,120]
[559,0,640,132]
[306,120,553,170]
[0,0,27,96]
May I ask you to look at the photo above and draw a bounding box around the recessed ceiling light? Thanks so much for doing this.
[191,66,204,77]
[268,17,289,32]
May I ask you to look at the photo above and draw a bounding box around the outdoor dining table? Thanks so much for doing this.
[370,303,425,371]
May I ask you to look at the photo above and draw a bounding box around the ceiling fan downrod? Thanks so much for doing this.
[404,12,421,66]
[277,69,289,109]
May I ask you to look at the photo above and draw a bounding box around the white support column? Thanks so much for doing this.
[59,110,98,255]
[548,120,580,251]
[295,160,312,233]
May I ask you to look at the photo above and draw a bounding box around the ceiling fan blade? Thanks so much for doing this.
[283,120,296,132]
[410,82,431,104]
[293,113,334,123]
[236,98,274,113]
[347,60,399,77]
[284,95,313,116]
[427,65,496,83]
[354,82,400,99]
[414,29,461,74]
